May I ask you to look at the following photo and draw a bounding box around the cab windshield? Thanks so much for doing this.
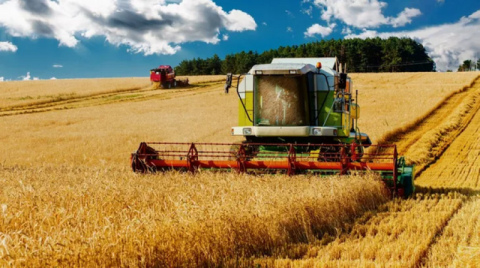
[254,75,310,126]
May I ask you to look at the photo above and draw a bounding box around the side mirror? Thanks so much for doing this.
[225,73,233,93]
[338,73,347,89]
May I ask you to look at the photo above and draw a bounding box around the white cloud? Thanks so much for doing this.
[342,27,352,35]
[390,8,422,28]
[305,23,336,38]
[20,72,31,81]
[287,27,293,33]
[313,0,421,28]
[53,64,63,68]
[262,22,267,26]
[0,77,4,82]
[0,41,17,52]
[437,0,445,4]
[33,77,40,80]
[222,34,229,41]
[0,0,256,55]
[50,77,57,80]
[346,10,480,71]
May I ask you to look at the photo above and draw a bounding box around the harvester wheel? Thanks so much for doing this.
[152,82,161,90]
[173,80,177,88]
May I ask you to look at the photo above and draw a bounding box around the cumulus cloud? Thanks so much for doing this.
[33,77,39,80]
[50,77,57,80]
[53,64,63,68]
[305,23,336,38]
[287,27,293,33]
[222,34,229,41]
[390,8,422,28]
[0,41,18,52]
[0,0,256,55]
[0,77,4,82]
[313,0,421,28]
[346,10,480,71]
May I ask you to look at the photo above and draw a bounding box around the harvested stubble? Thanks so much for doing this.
[423,198,480,267]
[405,81,480,172]
[351,72,480,143]
[414,87,480,190]
[255,193,466,268]
[0,75,225,109]
[0,166,388,267]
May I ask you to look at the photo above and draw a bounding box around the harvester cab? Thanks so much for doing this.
[133,58,415,198]
[150,65,189,89]
[228,58,369,146]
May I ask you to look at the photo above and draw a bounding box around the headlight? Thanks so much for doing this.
[313,128,321,135]
[243,128,253,135]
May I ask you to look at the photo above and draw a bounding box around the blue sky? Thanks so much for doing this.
[0,0,479,81]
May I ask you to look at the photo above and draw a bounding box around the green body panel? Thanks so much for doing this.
[316,91,350,137]
[238,92,254,126]
[318,92,341,127]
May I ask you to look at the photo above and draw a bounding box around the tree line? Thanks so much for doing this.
[174,37,435,75]
[457,59,480,72]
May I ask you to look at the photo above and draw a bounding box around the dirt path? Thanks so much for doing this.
[0,81,223,117]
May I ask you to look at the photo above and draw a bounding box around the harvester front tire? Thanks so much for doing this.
[152,82,161,90]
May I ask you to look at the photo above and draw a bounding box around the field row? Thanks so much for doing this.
[0,75,226,109]
[256,195,467,268]
[0,81,224,117]
[415,86,480,191]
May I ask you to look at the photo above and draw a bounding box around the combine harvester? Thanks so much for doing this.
[150,65,189,89]
[133,58,415,197]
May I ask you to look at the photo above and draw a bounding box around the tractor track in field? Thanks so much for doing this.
[381,77,480,156]
[0,82,223,117]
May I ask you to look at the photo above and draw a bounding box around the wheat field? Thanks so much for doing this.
[0,75,225,109]
[1,72,480,267]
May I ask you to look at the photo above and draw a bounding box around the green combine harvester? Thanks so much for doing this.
[132,58,415,197]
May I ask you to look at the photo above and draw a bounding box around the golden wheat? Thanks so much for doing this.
[0,75,225,109]
[255,194,466,268]
[0,166,388,267]
[423,198,480,267]
[1,73,480,267]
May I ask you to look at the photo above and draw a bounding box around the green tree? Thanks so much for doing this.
[463,60,473,71]
[174,37,435,75]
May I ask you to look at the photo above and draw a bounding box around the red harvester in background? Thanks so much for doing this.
[150,65,189,89]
